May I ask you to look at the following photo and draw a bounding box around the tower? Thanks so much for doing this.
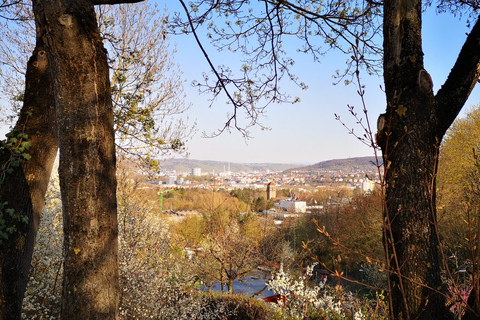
[267,182,276,200]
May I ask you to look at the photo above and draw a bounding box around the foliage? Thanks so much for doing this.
[173,193,264,294]
[334,191,384,267]
[230,188,275,212]
[21,164,291,319]
[0,129,31,244]
[98,3,195,170]
[446,284,472,319]
[359,262,388,290]
[437,105,480,268]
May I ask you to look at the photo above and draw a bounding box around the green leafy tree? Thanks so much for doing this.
[437,106,480,317]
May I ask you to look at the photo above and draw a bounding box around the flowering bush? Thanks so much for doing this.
[22,172,63,320]
[446,284,472,319]
[267,263,366,320]
[22,167,275,320]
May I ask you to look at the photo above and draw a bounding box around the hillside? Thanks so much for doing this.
[285,156,378,173]
[159,158,298,174]
[159,156,378,174]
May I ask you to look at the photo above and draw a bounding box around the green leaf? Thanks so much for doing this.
[21,141,32,150]
[6,226,16,234]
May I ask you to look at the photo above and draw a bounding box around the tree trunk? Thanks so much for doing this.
[381,117,449,319]
[33,0,119,319]
[227,277,234,295]
[0,42,58,320]
[381,0,451,318]
[382,0,480,317]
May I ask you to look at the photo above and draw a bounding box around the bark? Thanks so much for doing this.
[0,42,58,319]
[382,0,480,318]
[33,0,119,319]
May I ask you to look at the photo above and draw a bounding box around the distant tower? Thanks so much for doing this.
[267,182,276,200]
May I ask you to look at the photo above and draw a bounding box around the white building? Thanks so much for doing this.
[275,198,307,213]
[166,175,177,185]
[192,167,202,176]
[361,180,374,192]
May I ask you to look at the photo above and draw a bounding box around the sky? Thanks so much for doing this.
[1,2,479,165]
[160,2,480,164]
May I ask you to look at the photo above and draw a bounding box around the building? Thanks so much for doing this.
[166,175,177,185]
[267,182,276,200]
[275,198,307,213]
[361,179,374,192]
[192,167,202,176]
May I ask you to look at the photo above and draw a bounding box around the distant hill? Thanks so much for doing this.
[285,156,378,173]
[159,156,378,174]
[159,158,297,174]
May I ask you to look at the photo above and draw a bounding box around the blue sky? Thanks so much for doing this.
[1,2,478,165]
[163,2,480,164]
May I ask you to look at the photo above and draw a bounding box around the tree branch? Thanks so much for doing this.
[178,0,248,137]
[435,16,480,135]
[93,0,143,5]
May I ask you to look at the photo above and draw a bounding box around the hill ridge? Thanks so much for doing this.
[159,156,377,174]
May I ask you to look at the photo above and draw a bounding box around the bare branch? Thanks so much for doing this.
[93,0,143,5]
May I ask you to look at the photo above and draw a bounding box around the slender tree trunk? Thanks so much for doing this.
[0,41,58,320]
[227,276,234,295]
[33,0,119,318]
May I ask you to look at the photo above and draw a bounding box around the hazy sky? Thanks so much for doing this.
[164,2,480,164]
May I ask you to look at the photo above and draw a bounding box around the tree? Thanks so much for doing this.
[173,193,263,294]
[98,3,195,170]
[0,1,192,318]
[334,191,384,271]
[437,106,480,265]
[33,0,121,318]
[437,105,480,317]
[172,0,480,318]
[0,2,195,171]
[0,37,58,319]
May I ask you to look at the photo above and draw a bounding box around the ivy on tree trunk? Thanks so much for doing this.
[0,41,58,320]
[0,0,142,318]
